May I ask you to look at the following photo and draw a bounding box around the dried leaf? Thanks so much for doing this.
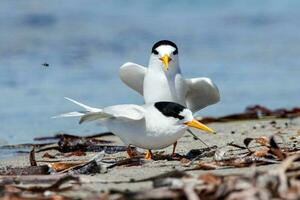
[49,162,87,172]
[195,162,218,170]
[199,173,221,185]
[255,136,269,146]
[254,149,269,157]
[42,152,56,159]
[64,150,86,157]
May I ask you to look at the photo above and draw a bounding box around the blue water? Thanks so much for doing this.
[0,0,299,145]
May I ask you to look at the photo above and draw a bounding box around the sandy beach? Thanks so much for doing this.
[1,117,299,199]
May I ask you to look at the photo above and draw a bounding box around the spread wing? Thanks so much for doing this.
[119,62,147,95]
[185,77,220,112]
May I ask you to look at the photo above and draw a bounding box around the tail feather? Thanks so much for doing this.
[52,111,87,118]
[53,97,105,122]
[64,97,101,112]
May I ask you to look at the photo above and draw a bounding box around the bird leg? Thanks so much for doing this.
[172,141,177,157]
[126,145,138,158]
[144,150,153,160]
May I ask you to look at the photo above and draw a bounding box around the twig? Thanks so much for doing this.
[187,129,210,148]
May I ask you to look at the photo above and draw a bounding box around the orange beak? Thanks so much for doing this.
[159,54,171,71]
[185,120,215,134]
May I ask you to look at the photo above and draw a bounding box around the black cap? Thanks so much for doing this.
[154,102,185,120]
[151,40,178,54]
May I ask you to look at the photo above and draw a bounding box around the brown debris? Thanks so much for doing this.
[255,136,269,146]
[185,146,218,160]
[194,162,219,170]
[48,162,87,173]
[0,165,50,176]
[199,173,222,185]
[190,135,295,170]
[269,136,286,160]
[34,132,113,141]
[64,150,86,157]
[30,146,37,166]
[42,152,56,159]
[101,154,300,200]
[200,105,300,123]
[34,132,120,154]
[253,148,269,157]
[15,175,80,193]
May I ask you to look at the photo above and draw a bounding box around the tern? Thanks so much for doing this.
[119,40,220,113]
[55,97,215,159]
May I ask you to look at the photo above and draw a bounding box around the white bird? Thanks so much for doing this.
[119,40,220,113]
[55,97,215,160]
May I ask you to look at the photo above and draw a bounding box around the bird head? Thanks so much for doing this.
[150,40,179,72]
[154,102,215,134]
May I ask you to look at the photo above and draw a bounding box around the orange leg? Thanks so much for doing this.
[144,150,153,160]
[172,141,177,157]
[127,146,138,158]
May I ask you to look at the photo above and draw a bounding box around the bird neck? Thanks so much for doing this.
[148,58,181,77]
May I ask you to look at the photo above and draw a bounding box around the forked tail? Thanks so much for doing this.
[53,97,108,123]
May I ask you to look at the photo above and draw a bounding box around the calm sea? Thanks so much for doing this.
[0,0,299,145]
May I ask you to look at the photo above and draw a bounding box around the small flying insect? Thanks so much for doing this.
[42,63,49,67]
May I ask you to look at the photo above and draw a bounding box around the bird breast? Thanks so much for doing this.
[144,68,186,106]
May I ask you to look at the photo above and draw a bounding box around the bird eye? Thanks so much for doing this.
[173,49,178,55]
[178,115,184,120]
[153,49,159,55]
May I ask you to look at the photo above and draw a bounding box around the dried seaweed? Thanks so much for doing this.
[33,132,121,154]
[100,154,300,200]
[15,175,79,193]
[185,146,218,160]
[200,105,300,123]
[29,147,37,166]
[64,150,86,157]
[36,144,127,154]
[42,152,56,159]
[0,165,50,176]
[34,132,113,141]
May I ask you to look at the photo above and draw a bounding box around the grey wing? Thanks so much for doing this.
[119,62,147,95]
[185,77,220,112]
[80,104,145,124]
[103,104,145,121]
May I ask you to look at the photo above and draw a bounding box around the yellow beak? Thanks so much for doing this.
[185,120,215,134]
[159,54,171,71]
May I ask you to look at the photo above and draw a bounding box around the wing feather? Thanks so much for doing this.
[119,62,147,95]
[185,77,220,112]
[80,104,145,124]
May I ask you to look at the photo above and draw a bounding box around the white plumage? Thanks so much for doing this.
[54,97,214,150]
[119,40,220,113]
